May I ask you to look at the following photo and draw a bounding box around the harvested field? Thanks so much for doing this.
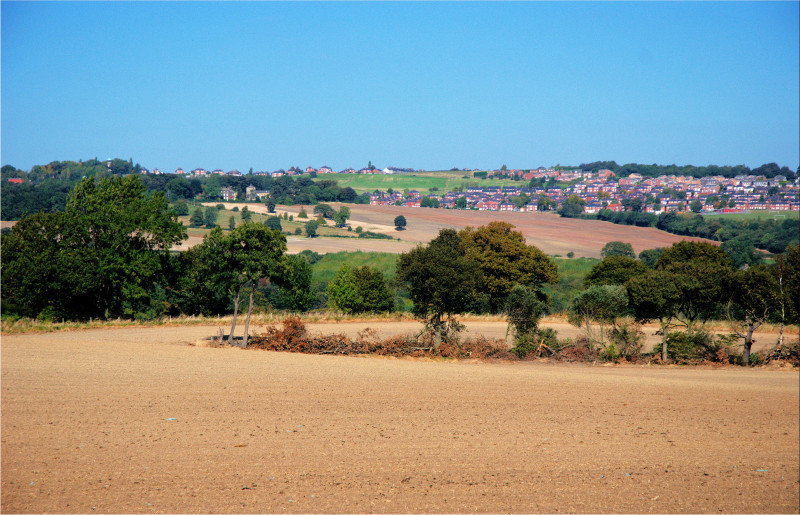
[2,324,798,513]
[196,203,716,257]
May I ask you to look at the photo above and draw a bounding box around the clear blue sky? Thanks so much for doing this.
[2,1,798,173]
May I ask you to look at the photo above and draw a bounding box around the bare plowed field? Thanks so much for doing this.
[201,203,715,257]
[2,325,798,513]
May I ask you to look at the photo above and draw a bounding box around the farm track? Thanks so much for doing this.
[2,323,798,513]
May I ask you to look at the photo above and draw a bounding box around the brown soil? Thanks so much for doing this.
[2,324,798,513]
[196,203,715,257]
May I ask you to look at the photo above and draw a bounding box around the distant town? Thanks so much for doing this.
[125,164,799,214]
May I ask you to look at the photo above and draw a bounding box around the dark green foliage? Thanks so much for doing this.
[728,264,781,364]
[505,285,548,346]
[298,249,323,265]
[273,254,319,312]
[173,199,189,216]
[358,231,393,239]
[637,248,663,268]
[720,235,763,269]
[775,244,800,325]
[396,229,481,343]
[203,206,218,228]
[313,204,336,218]
[1,176,186,320]
[327,265,394,313]
[584,256,648,288]
[600,241,635,259]
[189,207,204,227]
[305,220,319,238]
[654,241,733,334]
[557,195,586,218]
[333,206,350,227]
[394,215,407,230]
[265,216,282,232]
[421,197,440,208]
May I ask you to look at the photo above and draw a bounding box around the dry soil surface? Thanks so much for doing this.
[2,325,798,514]
[196,203,713,257]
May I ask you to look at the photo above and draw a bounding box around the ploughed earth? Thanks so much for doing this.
[2,322,798,513]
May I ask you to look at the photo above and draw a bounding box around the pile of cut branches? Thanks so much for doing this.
[247,316,513,359]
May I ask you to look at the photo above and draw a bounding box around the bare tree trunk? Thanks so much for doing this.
[242,281,255,348]
[228,289,240,346]
[660,319,669,362]
[742,323,758,366]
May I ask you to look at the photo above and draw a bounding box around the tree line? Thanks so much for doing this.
[2,176,798,366]
[1,160,369,221]
[573,161,798,180]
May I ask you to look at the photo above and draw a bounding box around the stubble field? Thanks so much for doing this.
[195,203,713,258]
[2,323,798,513]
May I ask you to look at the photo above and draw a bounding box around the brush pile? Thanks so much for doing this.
[247,316,514,360]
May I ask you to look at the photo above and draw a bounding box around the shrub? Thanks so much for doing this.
[608,320,644,359]
[216,203,225,210]
[232,206,239,212]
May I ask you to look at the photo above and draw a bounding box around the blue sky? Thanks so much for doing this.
[2,1,798,172]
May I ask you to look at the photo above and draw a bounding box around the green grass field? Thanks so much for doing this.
[317,171,524,195]
[311,251,401,284]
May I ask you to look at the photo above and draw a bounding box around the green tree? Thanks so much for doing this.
[510,194,531,209]
[584,256,648,288]
[189,207,204,227]
[689,200,703,213]
[455,196,468,209]
[173,199,189,216]
[421,197,440,208]
[568,285,629,348]
[277,254,318,312]
[654,241,733,334]
[720,235,762,269]
[314,203,335,219]
[327,265,394,313]
[265,216,282,232]
[203,206,218,228]
[626,270,682,361]
[241,205,252,221]
[600,241,635,259]
[727,265,781,365]
[505,284,548,349]
[394,215,407,230]
[537,195,554,211]
[305,220,319,238]
[637,248,664,268]
[228,215,236,230]
[396,229,481,348]
[298,208,308,219]
[458,222,558,312]
[1,176,186,320]
[334,206,350,227]
[557,194,586,217]
[189,225,286,346]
